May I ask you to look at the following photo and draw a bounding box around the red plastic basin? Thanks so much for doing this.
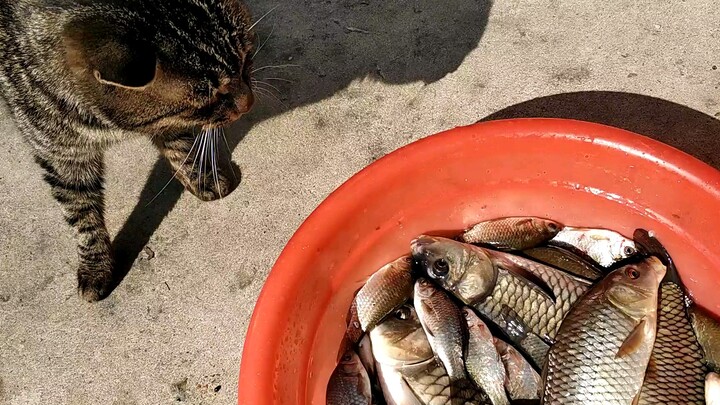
[238,118,720,404]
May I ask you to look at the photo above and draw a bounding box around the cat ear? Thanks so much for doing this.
[62,18,158,90]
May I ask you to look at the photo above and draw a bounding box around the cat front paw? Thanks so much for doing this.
[77,262,115,302]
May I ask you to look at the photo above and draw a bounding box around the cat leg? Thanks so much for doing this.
[154,131,239,201]
[35,153,114,302]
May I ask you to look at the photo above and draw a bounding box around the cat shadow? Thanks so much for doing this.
[109,0,494,293]
[479,91,720,170]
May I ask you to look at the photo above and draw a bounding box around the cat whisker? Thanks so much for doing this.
[260,77,295,84]
[253,87,287,109]
[145,131,202,207]
[220,127,238,182]
[251,79,281,93]
[192,130,207,193]
[251,64,300,73]
[210,128,222,198]
[248,5,279,32]
[198,129,211,194]
[251,88,283,112]
[253,23,275,59]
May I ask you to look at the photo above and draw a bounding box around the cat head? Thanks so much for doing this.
[61,0,255,133]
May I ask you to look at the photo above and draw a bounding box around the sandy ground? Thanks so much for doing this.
[1,0,719,404]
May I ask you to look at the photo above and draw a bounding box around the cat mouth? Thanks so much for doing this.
[205,114,243,129]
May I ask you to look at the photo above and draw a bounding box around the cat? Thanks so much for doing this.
[0,0,256,301]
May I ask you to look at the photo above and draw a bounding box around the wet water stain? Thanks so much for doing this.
[315,116,328,129]
[229,269,256,292]
[366,143,387,163]
[551,66,591,84]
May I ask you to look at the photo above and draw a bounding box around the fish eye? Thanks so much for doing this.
[625,267,640,280]
[623,246,637,257]
[395,306,411,320]
[547,222,559,232]
[431,258,450,277]
[342,353,352,362]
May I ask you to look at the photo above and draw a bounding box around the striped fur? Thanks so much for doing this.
[0,0,255,301]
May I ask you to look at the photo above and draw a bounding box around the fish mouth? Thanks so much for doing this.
[410,235,437,269]
[410,235,437,252]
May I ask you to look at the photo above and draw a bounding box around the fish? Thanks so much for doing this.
[411,235,590,367]
[413,278,467,383]
[523,246,604,281]
[541,257,666,404]
[370,305,490,405]
[463,308,510,405]
[636,282,706,404]
[327,349,373,405]
[460,217,563,251]
[707,372,720,405]
[358,335,377,379]
[689,305,720,371]
[632,229,678,279]
[549,226,638,268]
[354,256,415,334]
[493,338,540,401]
[489,303,551,371]
[630,229,707,404]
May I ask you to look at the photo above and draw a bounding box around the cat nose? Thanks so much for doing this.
[225,91,253,122]
[235,90,254,114]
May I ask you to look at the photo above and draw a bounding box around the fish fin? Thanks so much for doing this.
[547,239,606,268]
[502,264,557,304]
[344,300,364,346]
[616,317,653,358]
[486,242,517,251]
[484,249,557,303]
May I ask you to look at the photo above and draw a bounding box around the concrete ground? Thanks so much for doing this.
[1,0,719,404]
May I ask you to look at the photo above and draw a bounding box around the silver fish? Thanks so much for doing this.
[541,257,666,404]
[523,246,604,281]
[461,217,562,251]
[463,308,510,405]
[414,278,467,382]
[689,305,720,371]
[493,338,540,401]
[411,236,590,369]
[327,349,373,405]
[371,305,490,405]
[354,256,415,333]
[707,372,720,405]
[549,226,638,268]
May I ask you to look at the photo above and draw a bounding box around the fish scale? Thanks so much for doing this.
[542,297,653,404]
[461,217,561,250]
[475,264,587,341]
[404,362,492,405]
[637,283,706,404]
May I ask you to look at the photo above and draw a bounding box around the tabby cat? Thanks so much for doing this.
[0,0,256,301]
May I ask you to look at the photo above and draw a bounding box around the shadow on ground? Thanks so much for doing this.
[481,91,720,170]
[110,0,494,293]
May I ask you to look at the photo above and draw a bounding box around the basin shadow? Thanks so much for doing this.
[480,91,720,170]
[110,0,494,294]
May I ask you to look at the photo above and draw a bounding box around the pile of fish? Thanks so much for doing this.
[326,217,720,405]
